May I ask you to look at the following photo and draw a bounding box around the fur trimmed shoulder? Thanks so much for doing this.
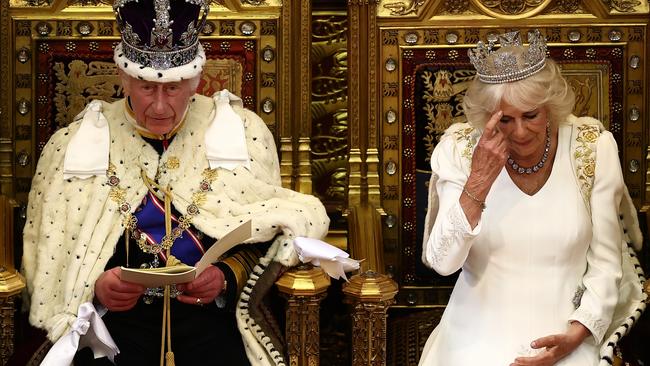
[234,105,282,187]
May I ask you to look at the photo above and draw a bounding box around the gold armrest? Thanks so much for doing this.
[276,264,330,366]
[0,195,26,366]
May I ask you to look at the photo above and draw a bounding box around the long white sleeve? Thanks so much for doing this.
[422,134,481,276]
[569,131,623,343]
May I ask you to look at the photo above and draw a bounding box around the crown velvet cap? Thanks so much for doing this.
[113,0,209,82]
[468,29,548,84]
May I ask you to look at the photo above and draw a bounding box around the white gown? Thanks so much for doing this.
[419,124,623,366]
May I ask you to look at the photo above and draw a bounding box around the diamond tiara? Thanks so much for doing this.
[467,29,548,84]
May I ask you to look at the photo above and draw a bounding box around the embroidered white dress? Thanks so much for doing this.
[419,124,623,366]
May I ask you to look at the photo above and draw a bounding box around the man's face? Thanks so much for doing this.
[122,75,197,135]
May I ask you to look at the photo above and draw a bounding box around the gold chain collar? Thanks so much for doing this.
[107,163,219,255]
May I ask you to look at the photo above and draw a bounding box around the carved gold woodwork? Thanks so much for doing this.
[311,13,348,213]
[347,203,385,272]
[1,297,17,366]
[347,0,382,212]
[387,308,444,366]
[343,271,398,366]
[0,195,24,366]
[378,0,649,18]
[279,0,314,194]
[276,264,331,366]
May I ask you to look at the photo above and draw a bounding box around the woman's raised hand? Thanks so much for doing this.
[467,110,508,189]
[460,111,509,227]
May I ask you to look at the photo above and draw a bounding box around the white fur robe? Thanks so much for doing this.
[22,94,329,365]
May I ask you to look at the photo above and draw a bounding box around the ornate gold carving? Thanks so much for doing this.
[1,0,10,139]
[67,0,112,5]
[98,21,114,36]
[383,30,398,45]
[587,28,603,41]
[367,4,381,208]
[383,135,398,150]
[284,294,325,366]
[387,308,444,365]
[477,0,545,13]
[347,204,385,271]
[382,185,397,200]
[628,80,643,94]
[220,20,235,35]
[382,0,426,16]
[10,0,51,6]
[56,20,73,36]
[549,0,584,13]
[607,0,643,12]
[628,27,643,41]
[382,82,398,97]
[276,264,330,296]
[627,132,642,148]
[347,4,361,208]
[278,0,296,189]
[471,0,553,18]
[261,20,276,35]
[0,195,25,365]
[442,0,471,14]
[311,14,348,205]
[295,0,313,195]
[343,271,397,366]
[277,265,329,366]
[0,297,17,365]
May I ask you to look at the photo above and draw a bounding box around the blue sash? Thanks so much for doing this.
[134,191,205,265]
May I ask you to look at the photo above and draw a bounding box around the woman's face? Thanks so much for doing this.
[496,100,549,162]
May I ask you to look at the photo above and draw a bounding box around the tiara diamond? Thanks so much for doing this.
[468,29,548,84]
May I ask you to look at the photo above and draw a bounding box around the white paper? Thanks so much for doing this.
[120,220,252,287]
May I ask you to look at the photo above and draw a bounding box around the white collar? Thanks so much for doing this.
[205,89,251,171]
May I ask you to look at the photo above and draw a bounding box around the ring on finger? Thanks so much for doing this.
[196,297,202,305]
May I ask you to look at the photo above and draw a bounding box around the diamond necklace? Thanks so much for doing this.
[507,124,551,174]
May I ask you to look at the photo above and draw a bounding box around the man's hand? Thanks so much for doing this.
[510,322,591,366]
[176,265,226,306]
[94,267,146,311]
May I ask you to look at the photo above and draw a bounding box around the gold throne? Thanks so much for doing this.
[0,1,331,365]
[345,1,650,365]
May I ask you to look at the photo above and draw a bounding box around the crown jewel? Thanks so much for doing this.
[468,29,548,84]
[114,0,209,71]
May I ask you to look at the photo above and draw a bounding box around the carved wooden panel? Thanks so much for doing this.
[311,13,349,215]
